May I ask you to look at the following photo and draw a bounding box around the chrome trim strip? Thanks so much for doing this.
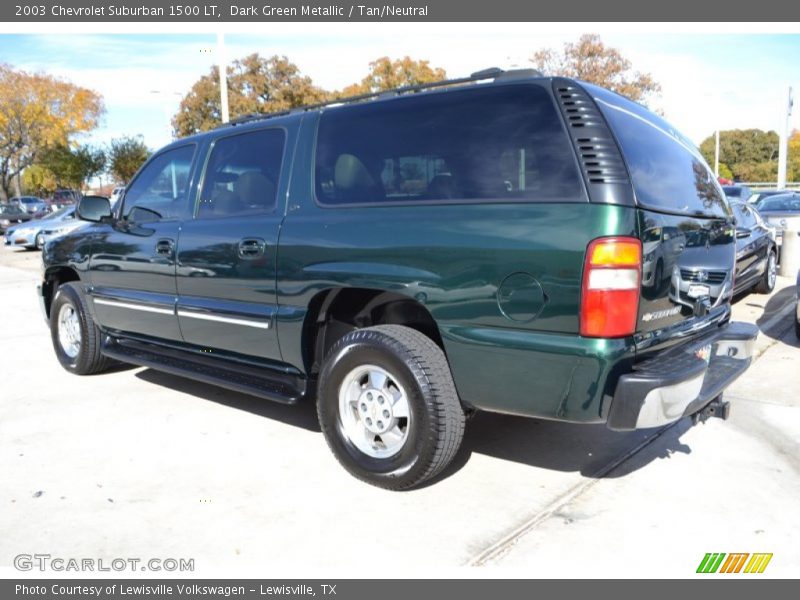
[176,310,271,330]
[93,297,175,316]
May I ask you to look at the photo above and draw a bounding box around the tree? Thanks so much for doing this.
[339,56,447,97]
[531,34,661,105]
[39,143,105,189]
[789,129,800,182]
[698,129,779,182]
[173,54,328,137]
[0,63,104,200]
[108,136,150,183]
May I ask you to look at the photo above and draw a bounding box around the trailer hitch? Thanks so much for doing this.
[691,395,731,425]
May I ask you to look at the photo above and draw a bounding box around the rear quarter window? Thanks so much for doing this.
[586,83,730,219]
[314,84,585,206]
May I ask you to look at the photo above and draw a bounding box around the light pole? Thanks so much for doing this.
[714,128,720,178]
[777,86,793,189]
[217,32,230,124]
[150,90,182,143]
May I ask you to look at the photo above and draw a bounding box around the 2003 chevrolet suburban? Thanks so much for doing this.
[39,69,759,489]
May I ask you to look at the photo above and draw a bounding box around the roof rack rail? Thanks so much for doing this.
[219,67,544,128]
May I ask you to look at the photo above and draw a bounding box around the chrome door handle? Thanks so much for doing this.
[238,238,266,258]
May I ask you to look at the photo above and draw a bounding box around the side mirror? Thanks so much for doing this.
[736,227,750,239]
[77,195,112,222]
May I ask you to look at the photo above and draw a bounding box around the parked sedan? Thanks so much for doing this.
[0,203,32,233]
[4,206,81,249]
[755,193,800,247]
[730,201,778,295]
[10,195,48,215]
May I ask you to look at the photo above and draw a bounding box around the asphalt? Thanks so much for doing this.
[0,245,798,577]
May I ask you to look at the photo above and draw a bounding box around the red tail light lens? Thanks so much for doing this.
[580,236,642,338]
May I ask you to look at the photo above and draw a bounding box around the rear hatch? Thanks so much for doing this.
[585,83,736,354]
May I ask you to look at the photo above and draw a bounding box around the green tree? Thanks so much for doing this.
[699,129,779,182]
[108,136,150,183]
[0,63,104,200]
[788,129,800,182]
[339,56,447,97]
[173,54,328,137]
[39,143,105,189]
[531,34,661,106]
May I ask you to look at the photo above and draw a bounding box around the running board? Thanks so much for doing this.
[102,337,306,404]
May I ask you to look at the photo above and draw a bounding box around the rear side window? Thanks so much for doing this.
[197,128,285,218]
[315,85,584,205]
[586,84,730,219]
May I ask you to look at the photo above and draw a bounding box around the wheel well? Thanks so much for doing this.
[302,288,445,376]
[43,266,80,319]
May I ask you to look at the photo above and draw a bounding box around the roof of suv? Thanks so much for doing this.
[171,67,554,147]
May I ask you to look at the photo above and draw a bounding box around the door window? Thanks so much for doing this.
[197,129,286,218]
[122,145,196,221]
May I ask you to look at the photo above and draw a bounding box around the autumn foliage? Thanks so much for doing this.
[0,63,104,199]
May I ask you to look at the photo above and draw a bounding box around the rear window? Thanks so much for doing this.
[586,84,730,219]
[315,84,584,205]
[759,195,800,211]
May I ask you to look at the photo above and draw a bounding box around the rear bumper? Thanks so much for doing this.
[607,321,758,430]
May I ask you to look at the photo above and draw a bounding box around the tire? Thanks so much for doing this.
[50,282,112,375]
[755,250,777,294]
[317,325,465,490]
[35,232,44,250]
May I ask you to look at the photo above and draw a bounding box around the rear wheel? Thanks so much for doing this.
[50,282,112,375]
[755,250,777,294]
[317,325,465,490]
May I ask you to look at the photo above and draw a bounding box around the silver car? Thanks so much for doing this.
[756,192,800,247]
[9,195,48,215]
[3,206,86,250]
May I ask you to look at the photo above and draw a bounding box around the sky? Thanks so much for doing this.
[0,27,798,153]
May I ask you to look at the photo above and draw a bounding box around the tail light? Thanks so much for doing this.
[580,236,642,338]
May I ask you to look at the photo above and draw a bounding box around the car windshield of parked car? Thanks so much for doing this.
[0,204,25,215]
[758,195,800,212]
[722,187,743,197]
[44,206,73,220]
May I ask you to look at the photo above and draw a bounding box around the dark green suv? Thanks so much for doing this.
[39,69,758,489]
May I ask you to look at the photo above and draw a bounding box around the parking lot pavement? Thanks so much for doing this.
[1,245,798,576]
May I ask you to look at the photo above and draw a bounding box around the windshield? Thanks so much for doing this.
[759,196,800,212]
[722,187,742,197]
[43,206,72,220]
[0,204,25,215]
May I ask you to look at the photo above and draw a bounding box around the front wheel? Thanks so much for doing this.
[317,325,465,490]
[50,282,112,375]
[755,250,777,294]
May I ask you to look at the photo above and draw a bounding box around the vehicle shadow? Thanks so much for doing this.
[754,285,796,342]
[134,368,321,432]
[424,412,694,488]
[134,365,696,488]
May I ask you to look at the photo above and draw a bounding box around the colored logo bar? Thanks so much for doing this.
[697,553,773,573]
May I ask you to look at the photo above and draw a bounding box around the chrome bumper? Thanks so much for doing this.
[608,321,758,430]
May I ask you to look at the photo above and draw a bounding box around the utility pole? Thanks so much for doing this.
[714,129,720,178]
[217,32,230,124]
[777,86,793,189]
